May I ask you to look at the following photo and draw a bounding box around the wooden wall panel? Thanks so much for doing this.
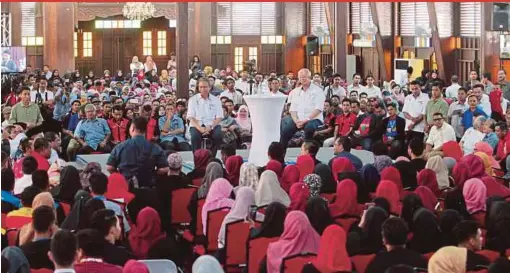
[284,2,306,74]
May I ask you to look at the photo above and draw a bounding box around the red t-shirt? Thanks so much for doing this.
[107,118,129,143]
[30,151,50,171]
[496,133,510,160]
[335,113,357,136]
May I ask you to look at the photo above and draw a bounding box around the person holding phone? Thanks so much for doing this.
[447,87,469,141]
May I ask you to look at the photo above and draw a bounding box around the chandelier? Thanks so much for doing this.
[122,2,156,21]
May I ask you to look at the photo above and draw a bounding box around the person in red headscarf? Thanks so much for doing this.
[414,186,438,211]
[281,165,300,192]
[380,166,404,197]
[417,169,441,197]
[288,183,310,212]
[296,155,315,181]
[304,225,352,273]
[480,176,510,198]
[329,179,360,218]
[265,159,283,178]
[331,157,355,182]
[104,173,134,204]
[375,180,402,215]
[128,207,168,259]
[186,149,212,180]
[225,155,243,186]
[444,161,472,218]
[489,87,504,121]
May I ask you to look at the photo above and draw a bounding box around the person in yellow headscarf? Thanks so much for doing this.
[474,151,494,176]
[18,192,59,246]
[428,246,467,273]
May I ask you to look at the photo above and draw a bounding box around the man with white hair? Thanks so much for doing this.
[74,104,111,155]
[460,116,487,155]
[280,68,326,150]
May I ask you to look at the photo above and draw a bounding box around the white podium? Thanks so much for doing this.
[243,94,287,167]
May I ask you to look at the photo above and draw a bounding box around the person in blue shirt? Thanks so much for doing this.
[1,168,21,213]
[159,103,190,152]
[328,136,363,172]
[74,104,112,154]
[53,87,71,121]
[462,95,487,130]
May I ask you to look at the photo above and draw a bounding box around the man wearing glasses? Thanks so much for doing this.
[425,112,456,157]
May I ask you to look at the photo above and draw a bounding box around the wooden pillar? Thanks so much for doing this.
[188,3,211,66]
[427,2,446,80]
[43,2,75,72]
[369,2,388,82]
[9,3,22,46]
[334,2,348,78]
[176,2,189,99]
[283,2,306,73]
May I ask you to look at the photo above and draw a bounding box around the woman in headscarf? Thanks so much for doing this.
[442,157,457,175]
[460,154,487,179]
[360,164,380,193]
[428,246,467,273]
[314,164,336,194]
[236,105,252,142]
[474,142,500,169]
[438,210,462,247]
[19,192,59,245]
[305,197,335,235]
[331,157,355,181]
[187,149,212,181]
[104,173,134,204]
[396,156,410,162]
[1,246,30,273]
[255,170,291,208]
[347,206,388,256]
[79,162,101,188]
[414,186,438,212]
[485,201,510,255]
[201,178,235,234]
[51,165,82,204]
[444,162,471,219]
[297,155,315,181]
[393,161,418,190]
[373,155,393,174]
[218,187,264,249]
[474,152,495,177]
[409,208,442,254]
[238,162,259,191]
[328,179,360,218]
[225,155,243,187]
[338,171,371,204]
[481,176,510,198]
[417,169,441,197]
[192,255,224,273]
[123,260,149,273]
[452,161,470,189]
[197,162,224,199]
[375,180,401,216]
[265,211,321,273]
[288,183,310,212]
[380,166,403,197]
[400,194,423,231]
[128,207,167,259]
[250,202,287,239]
[265,160,283,178]
[77,198,105,230]
[280,165,299,192]
[425,156,450,189]
[303,174,322,198]
[304,225,352,273]
[462,179,487,227]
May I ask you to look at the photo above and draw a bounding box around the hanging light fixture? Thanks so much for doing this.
[122,2,156,21]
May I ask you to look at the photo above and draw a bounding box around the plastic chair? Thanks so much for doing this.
[1,213,7,229]
[225,220,252,271]
[196,198,206,236]
[351,254,376,273]
[171,187,196,227]
[5,215,32,229]
[138,259,178,273]
[476,250,500,262]
[247,236,279,273]
[280,252,317,273]
[206,207,230,253]
[333,215,360,233]
[192,178,202,187]
[6,228,18,246]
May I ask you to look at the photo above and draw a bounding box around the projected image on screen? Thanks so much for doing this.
[1,47,27,73]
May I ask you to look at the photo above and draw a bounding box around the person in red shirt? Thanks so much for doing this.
[334,98,357,139]
[495,122,510,165]
[314,100,337,146]
[107,105,130,146]
[30,137,51,171]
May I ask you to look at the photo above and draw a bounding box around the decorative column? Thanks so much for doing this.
[43,2,75,72]
[176,2,189,99]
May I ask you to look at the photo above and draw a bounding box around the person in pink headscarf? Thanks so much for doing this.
[474,142,500,169]
[463,178,487,214]
[201,178,235,234]
[123,260,149,273]
[235,105,252,141]
[380,166,404,197]
[417,169,441,197]
[265,211,321,273]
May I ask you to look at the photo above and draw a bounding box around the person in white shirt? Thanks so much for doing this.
[324,74,347,100]
[144,55,157,73]
[361,75,382,98]
[425,112,456,153]
[253,72,268,94]
[30,78,55,104]
[267,77,285,96]
[45,132,61,165]
[447,87,469,140]
[14,156,38,195]
[312,73,323,88]
[473,84,492,117]
[402,81,430,142]
[187,78,224,156]
[280,68,326,150]
[220,78,244,105]
[235,71,251,94]
[445,75,462,99]
[347,73,364,93]
[460,116,487,155]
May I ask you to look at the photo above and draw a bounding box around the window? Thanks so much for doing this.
[234,47,243,72]
[83,32,92,57]
[143,31,152,56]
[21,2,35,37]
[248,47,257,65]
[376,2,392,37]
[210,36,232,44]
[95,20,141,29]
[436,3,452,38]
[400,3,429,36]
[310,2,328,35]
[261,35,283,44]
[350,3,373,34]
[157,31,166,56]
[460,3,481,37]
[21,36,43,46]
[74,32,78,57]
[216,2,278,36]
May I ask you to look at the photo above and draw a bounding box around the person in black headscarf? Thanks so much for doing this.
[314,164,336,194]
[401,194,423,231]
[408,208,442,254]
[250,202,286,239]
[373,197,391,215]
[485,196,506,235]
[393,161,418,190]
[51,166,82,205]
[485,202,510,255]
[347,206,388,256]
[360,164,380,193]
[338,172,370,204]
[439,209,463,247]
[305,196,334,235]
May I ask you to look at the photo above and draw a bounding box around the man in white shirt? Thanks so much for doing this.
[473,84,492,117]
[253,72,268,94]
[402,81,430,142]
[45,132,61,165]
[445,75,462,99]
[347,73,364,93]
[220,78,244,105]
[447,87,469,140]
[425,112,456,153]
[235,71,250,94]
[361,75,382,98]
[187,78,224,156]
[43,65,52,80]
[312,73,323,89]
[267,77,285,96]
[30,78,55,105]
[14,156,38,195]
[324,73,347,100]
[280,68,326,150]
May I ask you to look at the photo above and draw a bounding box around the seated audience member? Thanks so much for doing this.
[408,137,426,172]
[250,201,286,239]
[489,258,510,273]
[89,209,133,266]
[332,98,357,141]
[462,95,487,130]
[192,255,224,273]
[448,87,469,140]
[74,104,112,155]
[256,171,291,208]
[347,206,388,255]
[159,103,189,151]
[453,220,490,271]
[48,230,79,272]
[482,118,499,150]
[425,112,456,155]
[236,105,252,143]
[428,246,468,273]
[365,218,427,273]
[220,143,236,165]
[494,122,510,162]
[305,196,334,236]
[31,170,49,192]
[219,105,239,146]
[201,178,235,234]
[350,98,381,151]
[267,141,286,168]
[20,206,56,269]
[302,225,351,273]
[44,132,61,165]
[382,101,405,146]
[74,229,123,273]
[107,105,130,146]
[186,149,212,180]
[315,100,336,147]
[329,136,363,172]
[62,100,81,145]
[300,141,321,165]
[31,138,51,172]
[8,186,41,218]
[51,165,82,205]
[2,168,21,212]
[461,116,486,155]
[409,208,443,254]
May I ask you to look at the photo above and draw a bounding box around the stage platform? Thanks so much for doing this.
[72,147,375,174]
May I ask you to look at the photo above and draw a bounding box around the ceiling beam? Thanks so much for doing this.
[427,2,446,80]
[369,2,388,81]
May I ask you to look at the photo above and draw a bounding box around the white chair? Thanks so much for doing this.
[138,259,179,273]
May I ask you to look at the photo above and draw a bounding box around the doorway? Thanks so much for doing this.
[234,46,258,72]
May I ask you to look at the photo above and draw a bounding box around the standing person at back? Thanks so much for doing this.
[403,81,429,143]
[424,83,449,129]
[106,116,169,189]
[9,87,44,128]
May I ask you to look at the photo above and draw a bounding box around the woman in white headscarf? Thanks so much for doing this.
[192,255,224,273]
[255,170,291,207]
[425,155,450,189]
[238,162,259,191]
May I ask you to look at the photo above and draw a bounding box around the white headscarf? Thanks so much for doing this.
[239,162,259,190]
[192,255,224,273]
[255,170,291,207]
